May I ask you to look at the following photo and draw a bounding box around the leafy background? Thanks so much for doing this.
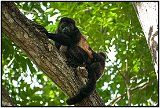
[2,2,158,106]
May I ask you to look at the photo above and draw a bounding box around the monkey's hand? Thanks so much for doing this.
[32,22,49,35]
[66,59,79,68]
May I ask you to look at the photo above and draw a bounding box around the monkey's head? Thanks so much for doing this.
[58,17,76,34]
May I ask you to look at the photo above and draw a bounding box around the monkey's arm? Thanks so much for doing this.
[33,23,72,46]
[47,33,72,46]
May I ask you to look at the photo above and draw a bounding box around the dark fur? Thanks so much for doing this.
[33,17,106,105]
[66,51,106,105]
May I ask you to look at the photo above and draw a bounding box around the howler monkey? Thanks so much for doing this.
[33,17,106,105]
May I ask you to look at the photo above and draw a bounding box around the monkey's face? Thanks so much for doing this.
[59,22,74,33]
[58,17,76,34]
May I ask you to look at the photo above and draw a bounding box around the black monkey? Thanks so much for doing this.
[33,17,106,105]
[34,17,92,67]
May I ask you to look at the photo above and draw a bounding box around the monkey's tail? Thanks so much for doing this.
[66,65,97,105]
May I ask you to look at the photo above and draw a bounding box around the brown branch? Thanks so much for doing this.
[2,86,16,106]
[2,2,104,106]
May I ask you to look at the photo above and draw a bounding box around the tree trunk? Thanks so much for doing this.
[2,2,104,106]
[133,2,158,79]
[2,86,16,106]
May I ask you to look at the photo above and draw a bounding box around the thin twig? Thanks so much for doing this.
[107,81,150,106]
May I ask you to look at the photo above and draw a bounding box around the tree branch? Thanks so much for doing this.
[2,2,104,106]
[107,81,150,106]
[133,2,158,79]
[2,86,16,106]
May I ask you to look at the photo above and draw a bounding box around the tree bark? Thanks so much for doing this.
[2,2,104,106]
[133,2,158,79]
[2,86,16,106]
